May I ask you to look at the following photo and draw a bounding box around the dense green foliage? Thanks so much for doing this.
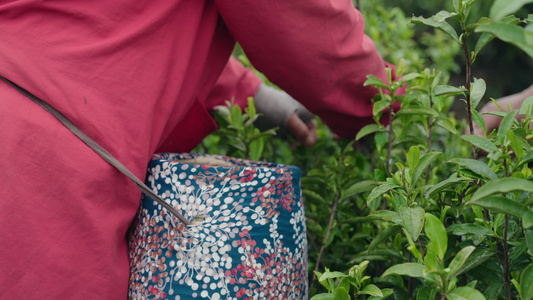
[195,0,533,299]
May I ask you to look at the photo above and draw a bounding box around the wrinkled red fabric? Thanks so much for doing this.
[0,0,395,298]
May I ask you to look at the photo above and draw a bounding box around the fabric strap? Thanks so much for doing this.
[1,76,191,226]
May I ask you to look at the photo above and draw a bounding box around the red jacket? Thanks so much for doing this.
[0,0,393,298]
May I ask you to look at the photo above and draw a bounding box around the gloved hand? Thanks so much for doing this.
[253,83,317,147]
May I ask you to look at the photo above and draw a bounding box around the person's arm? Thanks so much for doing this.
[474,84,533,136]
[214,0,397,138]
[205,56,318,146]
[203,56,263,111]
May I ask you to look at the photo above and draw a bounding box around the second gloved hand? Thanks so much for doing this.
[253,83,317,147]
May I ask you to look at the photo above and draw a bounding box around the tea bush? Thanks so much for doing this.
[195,0,533,299]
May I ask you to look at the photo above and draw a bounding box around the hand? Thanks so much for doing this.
[253,83,317,147]
[285,112,318,147]
[473,84,533,137]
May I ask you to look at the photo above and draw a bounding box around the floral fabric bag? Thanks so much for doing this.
[128,153,308,300]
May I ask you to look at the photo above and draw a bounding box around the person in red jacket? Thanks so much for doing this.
[0,0,399,298]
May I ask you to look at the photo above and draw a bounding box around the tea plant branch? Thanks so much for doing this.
[387,105,394,174]
[425,98,435,185]
[407,252,413,298]
[461,32,478,160]
[310,192,340,293]
[501,164,511,300]
[502,215,511,300]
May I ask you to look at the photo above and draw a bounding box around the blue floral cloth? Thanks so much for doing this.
[128,153,308,300]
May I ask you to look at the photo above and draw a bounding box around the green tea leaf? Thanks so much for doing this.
[507,129,524,160]
[400,206,425,241]
[447,246,476,280]
[472,110,487,136]
[518,150,533,167]
[373,99,390,116]
[520,263,533,300]
[398,73,420,86]
[498,110,518,144]
[470,78,486,110]
[436,118,458,134]
[434,85,467,97]
[413,152,441,185]
[248,138,263,161]
[526,229,533,256]
[369,289,393,300]
[374,131,387,153]
[425,213,447,260]
[447,223,493,237]
[460,135,497,153]
[412,12,460,43]
[468,196,526,218]
[349,260,369,279]
[523,211,533,229]
[396,107,439,117]
[407,146,422,170]
[520,96,533,116]
[367,211,402,225]
[359,284,383,297]
[417,286,438,300]
[490,0,533,21]
[334,287,350,300]
[319,271,347,283]
[365,75,389,89]
[382,263,426,278]
[367,183,400,208]
[455,248,495,276]
[426,177,464,197]
[230,103,243,129]
[447,158,498,180]
[473,16,521,58]
[475,32,496,57]
[424,242,439,271]
[447,286,486,300]
[303,189,327,204]
[310,293,335,300]
[368,225,403,252]
[476,23,533,58]
[469,178,533,202]
[356,124,385,141]
[343,181,380,199]
[246,97,256,119]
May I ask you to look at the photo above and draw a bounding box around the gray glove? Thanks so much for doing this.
[253,83,315,136]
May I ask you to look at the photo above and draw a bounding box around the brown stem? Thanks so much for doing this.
[418,238,426,257]
[426,96,434,185]
[309,193,340,293]
[407,252,413,299]
[502,215,512,300]
[386,103,394,174]
[425,122,433,185]
[501,162,511,300]
[461,33,478,160]
[356,0,361,10]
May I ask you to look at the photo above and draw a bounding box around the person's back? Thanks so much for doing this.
[1,0,397,298]
[0,1,232,298]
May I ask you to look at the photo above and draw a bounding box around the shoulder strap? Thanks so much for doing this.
[1,76,190,226]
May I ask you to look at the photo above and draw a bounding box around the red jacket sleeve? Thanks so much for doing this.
[203,56,263,111]
[215,0,395,138]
